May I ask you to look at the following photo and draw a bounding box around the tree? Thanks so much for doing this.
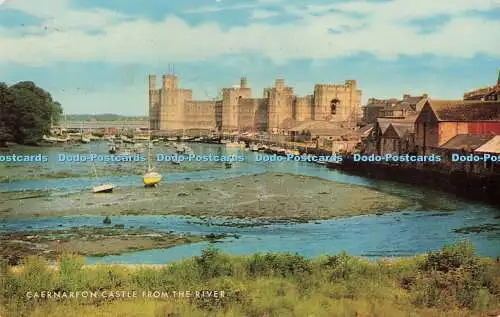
[0,83,15,146]
[0,81,63,145]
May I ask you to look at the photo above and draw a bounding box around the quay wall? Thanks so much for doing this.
[328,158,500,208]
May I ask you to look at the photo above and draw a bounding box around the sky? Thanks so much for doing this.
[0,0,499,116]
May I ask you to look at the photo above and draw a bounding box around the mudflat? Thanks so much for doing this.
[0,172,413,221]
[0,227,224,263]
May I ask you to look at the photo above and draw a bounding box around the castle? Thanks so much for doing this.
[148,74,363,134]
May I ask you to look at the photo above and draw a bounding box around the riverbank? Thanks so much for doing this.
[0,172,413,221]
[327,159,500,208]
[0,226,228,264]
[1,241,499,317]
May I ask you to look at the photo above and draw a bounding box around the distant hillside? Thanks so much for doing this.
[64,114,147,121]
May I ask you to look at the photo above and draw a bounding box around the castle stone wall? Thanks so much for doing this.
[149,74,362,134]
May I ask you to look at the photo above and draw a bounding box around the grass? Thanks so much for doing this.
[0,241,499,317]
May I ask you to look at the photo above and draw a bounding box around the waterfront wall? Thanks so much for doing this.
[328,158,500,207]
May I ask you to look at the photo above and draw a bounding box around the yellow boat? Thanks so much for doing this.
[143,171,162,186]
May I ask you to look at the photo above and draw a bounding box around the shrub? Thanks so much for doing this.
[194,247,234,279]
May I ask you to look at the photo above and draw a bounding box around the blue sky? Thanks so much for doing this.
[0,0,499,115]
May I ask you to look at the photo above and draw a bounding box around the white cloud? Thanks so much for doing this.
[0,0,499,66]
[184,3,255,14]
[249,9,279,20]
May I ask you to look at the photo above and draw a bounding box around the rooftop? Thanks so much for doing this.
[424,100,500,121]
[440,134,495,151]
[475,135,500,154]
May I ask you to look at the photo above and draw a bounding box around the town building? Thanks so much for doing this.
[362,94,427,124]
[414,100,500,155]
[463,70,500,101]
[148,74,363,134]
[380,121,416,155]
[363,116,417,155]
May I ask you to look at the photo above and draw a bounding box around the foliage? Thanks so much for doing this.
[408,240,499,310]
[1,242,499,317]
[0,81,63,145]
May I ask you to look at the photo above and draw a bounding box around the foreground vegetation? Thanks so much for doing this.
[1,241,499,317]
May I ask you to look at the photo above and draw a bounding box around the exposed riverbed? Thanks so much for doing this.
[0,142,499,264]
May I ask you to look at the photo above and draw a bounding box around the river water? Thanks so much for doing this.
[1,142,499,263]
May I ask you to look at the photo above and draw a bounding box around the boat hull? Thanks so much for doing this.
[93,184,113,193]
[143,172,162,186]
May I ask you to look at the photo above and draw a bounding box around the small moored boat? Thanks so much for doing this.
[93,183,113,193]
[143,171,162,187]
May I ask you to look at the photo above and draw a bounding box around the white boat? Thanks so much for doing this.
[167,137,177,141]
[133,143,146,153]
[286,149,300,156]
[120,135,135,144]
[225,141,242,148]
[80,136,91,143]
[93,183,113,193]
[42,135,70,143]
[250,144,259,152]
[89,147,114,194]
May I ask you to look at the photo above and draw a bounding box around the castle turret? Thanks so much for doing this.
[275,79,284,91]
[162,74,178,90]
[240,77,248,89]
[148,75,157,91]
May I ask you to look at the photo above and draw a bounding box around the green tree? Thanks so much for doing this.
[0,82,15,146]
[0,81,63,145]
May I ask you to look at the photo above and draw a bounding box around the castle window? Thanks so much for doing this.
[330,98,340,115]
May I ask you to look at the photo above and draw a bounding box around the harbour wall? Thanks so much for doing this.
[327,158,500,208]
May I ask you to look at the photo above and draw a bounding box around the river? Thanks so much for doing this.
[1,142,499,263]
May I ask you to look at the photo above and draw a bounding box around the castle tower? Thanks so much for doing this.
[267,78,293,133]
[312,79,362,125]
[221,88,239,132]
[148,75,160,130]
